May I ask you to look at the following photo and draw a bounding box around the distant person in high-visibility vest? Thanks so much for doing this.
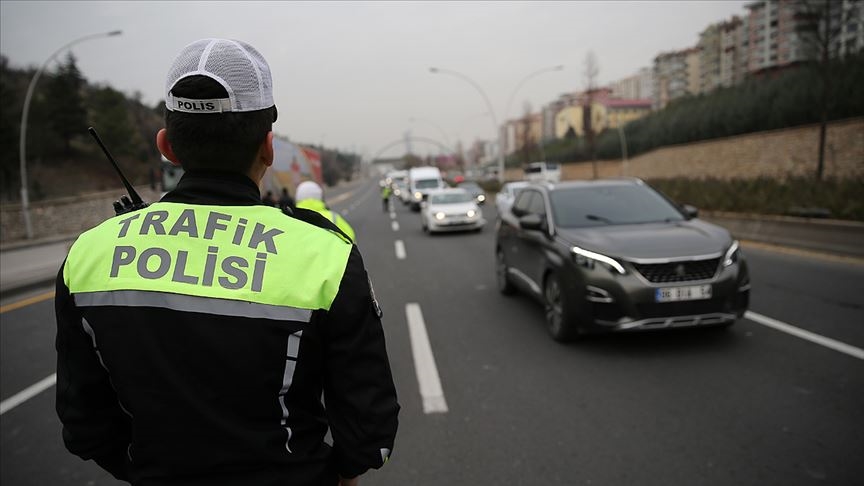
[54,38,397,486]
[381,185,392,212]
[295,181,356,243]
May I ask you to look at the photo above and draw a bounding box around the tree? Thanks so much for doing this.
[0,55,21,197]
[88,85,137,156]
[583,50,599,178]
[518,101,538,164]
[799,0,860,180]
[46,52,87,155]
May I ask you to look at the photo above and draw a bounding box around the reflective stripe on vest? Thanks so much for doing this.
[64,202,352,312]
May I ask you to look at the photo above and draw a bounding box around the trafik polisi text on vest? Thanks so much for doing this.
[109,208,284,292]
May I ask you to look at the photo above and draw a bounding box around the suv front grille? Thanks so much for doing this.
[632,258,721,283]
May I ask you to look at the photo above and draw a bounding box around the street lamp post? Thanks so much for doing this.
[429,67,504,183]
[503,65,563,166]
[408,116,452,149]
[18,30,122,239]
[430,65,563,184]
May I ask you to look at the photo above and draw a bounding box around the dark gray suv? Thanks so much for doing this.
[495,179,749,342]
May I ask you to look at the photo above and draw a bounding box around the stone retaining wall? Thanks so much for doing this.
[506,117,864,181]
[0,188,161,243]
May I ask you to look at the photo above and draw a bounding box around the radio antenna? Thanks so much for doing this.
[88,126,144,206]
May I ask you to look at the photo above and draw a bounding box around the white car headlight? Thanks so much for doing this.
[414,192,422,200]
[477,195,486,202]
[435,212,446,220]
[570,246,626,275]
[723,240,740,267]
[467,210,476,218]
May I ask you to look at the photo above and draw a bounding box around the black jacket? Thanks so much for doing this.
[55,170,399,485]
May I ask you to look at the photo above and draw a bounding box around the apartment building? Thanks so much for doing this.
[501,114,542,156]
[653,47,701,109]
[831,0,864,58]
[554,89,652,138]
[720,15,750,88]
[699,23,723,93]
[609,67,655,101]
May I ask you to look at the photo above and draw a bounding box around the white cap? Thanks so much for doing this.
[165,38,274,114]
[295,181,323,202]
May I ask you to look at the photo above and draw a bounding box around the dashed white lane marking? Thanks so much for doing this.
[405,303,448,414]
[390,211,396,219]
[745,311,864,360]
[394,240,406,260]
[0,373,56,415]
[392,221,400,232]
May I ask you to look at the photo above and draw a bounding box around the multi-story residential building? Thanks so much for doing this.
[609,67,655,101]
[554,89,652,138]
[825,0,864,58]
[541,99,566,142]
[653,47,700,109]
[720,15,750,88]
[699,23,723,94]
[501,114,542,156]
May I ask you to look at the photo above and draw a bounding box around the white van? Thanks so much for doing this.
[523,161,561,183]
[408,166,445,211]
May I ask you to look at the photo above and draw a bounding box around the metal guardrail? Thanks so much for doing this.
[701,211,864,258]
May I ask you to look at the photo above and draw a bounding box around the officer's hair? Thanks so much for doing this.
[164,75,277,174]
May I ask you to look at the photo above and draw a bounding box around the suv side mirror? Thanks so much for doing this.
[682,204,699,219]
[519,213,546,231]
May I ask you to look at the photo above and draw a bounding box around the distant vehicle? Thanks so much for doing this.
[421,188,486,234]
[388,169,408,186]
[160,156,184,195]
[523,161,561,183]
[495,181,530,218]
[408,166,446,211]
[392,180,409,202]
[457,181,486,205]
[495,178,749,342]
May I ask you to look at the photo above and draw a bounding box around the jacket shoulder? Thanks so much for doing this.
[291,207,353,244]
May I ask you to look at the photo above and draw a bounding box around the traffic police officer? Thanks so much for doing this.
[55,38,399,486]
[294,181,356,242]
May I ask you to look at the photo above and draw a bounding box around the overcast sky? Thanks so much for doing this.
[1,1,749,158]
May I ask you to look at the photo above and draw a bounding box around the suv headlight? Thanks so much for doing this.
[435,212,446,220]
[723,240,740,267]
[414,191,422,200]
[571,246,626,275]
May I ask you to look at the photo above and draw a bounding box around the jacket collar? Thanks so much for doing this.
[160,170,263,206]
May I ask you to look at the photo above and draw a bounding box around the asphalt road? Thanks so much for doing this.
[2,178,862,486]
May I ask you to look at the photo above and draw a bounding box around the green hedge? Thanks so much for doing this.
[596,54,864,160]
[647,177,864,221]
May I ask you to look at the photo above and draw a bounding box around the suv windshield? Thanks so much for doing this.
[549,185,685,228]
[415,179,440,189]
[430,192,472,204]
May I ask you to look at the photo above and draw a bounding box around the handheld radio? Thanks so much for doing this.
[88,127,149,215]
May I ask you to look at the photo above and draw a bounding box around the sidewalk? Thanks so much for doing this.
[0,236,73,295]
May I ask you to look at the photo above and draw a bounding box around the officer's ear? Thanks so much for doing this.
[156,129,181,166]
[259,131,274,168]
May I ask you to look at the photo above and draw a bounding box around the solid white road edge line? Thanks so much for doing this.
[405,303,449,414]
[392,221,400,232]
[0,373,57,415]
[745,311,864,361]
[395,240,406,260]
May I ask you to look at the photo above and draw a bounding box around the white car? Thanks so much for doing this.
[495,181,530,218]
[421,188,485,234]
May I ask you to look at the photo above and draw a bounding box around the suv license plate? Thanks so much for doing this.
[655,285,712,302]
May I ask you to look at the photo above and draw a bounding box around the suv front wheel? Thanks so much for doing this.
[544,272,580,342]
[496,249,516,295]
